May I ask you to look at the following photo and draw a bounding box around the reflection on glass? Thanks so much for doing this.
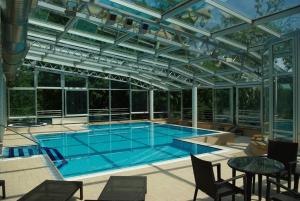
[273,56,293,73]
[265,12,300,34]
[124,0,184,12]
[220,0,300,19]
[175,1,242,32]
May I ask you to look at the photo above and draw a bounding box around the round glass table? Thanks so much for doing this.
[228,156,284,201]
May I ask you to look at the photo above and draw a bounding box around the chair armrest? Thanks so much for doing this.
[216,174,246,186]
[212,163,221,180]
[266,178,300,198]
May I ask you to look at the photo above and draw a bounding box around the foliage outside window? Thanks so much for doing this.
[38,71,61,87]
[88,77,109,89]
[132,91,148,112]
[9,90,35,116]
[13,69,34,87]
[170,91,181,119]
[66,91,87,115]
[198,89,213,121]
[65,75,86,88]
[182,89,192,120]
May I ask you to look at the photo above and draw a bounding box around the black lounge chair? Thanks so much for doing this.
[17,180,83,201]
[254,140,298,199]
[85,176,147,201]
[266,178,300,201]
[190,154,247,201]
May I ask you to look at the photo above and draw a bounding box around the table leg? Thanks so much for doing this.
[258,174,262,201]
[246,173,253,201]
[294,173,299,191]
[232,169,236,201]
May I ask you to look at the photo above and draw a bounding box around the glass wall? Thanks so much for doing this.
[66,91,88,115]
[8,68,156,123]
[37,89,62,117]
[111,90,130,121]
[131,90,148,120]
[272,40,294,141]
[237,87,261,127]
[154,91,168,118]
[169,91,181,119]
[9,90,36,117]
[89,90,109,122]
[182,89,192,120]
[214,88,233,123]
[197,88,213,122]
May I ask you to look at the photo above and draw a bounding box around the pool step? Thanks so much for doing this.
[5,146,67,169]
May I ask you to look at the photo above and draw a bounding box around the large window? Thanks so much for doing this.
[154,91,168,118]
[170,91,181,119]
[111,90,129,121]
[9,90,35,117]
[37,89,62,117]
[65,75,86,88]
[182,90,192,120]
[13,69,34,87]
[238,87,260,127]
[198,89,213,122]
[132,91,148,112]
[88,77,109,89]
[38,71,61,87]
[214,88,232,123]
[66,91,87,115]
[89,90,109,122]
[111,80,129,89]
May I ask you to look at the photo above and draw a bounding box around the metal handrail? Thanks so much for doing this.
[0,124,41,147]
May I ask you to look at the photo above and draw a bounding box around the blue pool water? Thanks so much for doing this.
[5,122,221,178]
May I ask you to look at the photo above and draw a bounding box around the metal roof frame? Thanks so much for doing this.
[23,0,300,89]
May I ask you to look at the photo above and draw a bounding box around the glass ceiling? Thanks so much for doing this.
[25,0,300,90]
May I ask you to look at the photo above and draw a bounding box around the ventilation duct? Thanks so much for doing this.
[1,0,33,82]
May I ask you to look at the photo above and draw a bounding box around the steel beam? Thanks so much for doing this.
[162,0,199,19]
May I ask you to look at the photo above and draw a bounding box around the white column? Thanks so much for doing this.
[149,89,154,120]
[192,86,197,128]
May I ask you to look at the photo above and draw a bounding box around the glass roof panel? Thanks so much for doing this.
[199,60,233,72]
[264,12,300,34]
[174,1,243,32]
[122,0,186,12]
[222,73,258,82]
[219,0,300,19]
[225,27,272,47]
[98,0,156,20]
